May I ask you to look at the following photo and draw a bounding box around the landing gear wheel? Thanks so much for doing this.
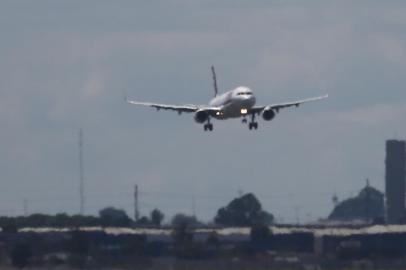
[249,122,258,130]
[203,117,213,131]
[204,123,213,131]
[248,114,258,130]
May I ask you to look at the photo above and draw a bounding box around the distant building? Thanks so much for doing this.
[385,140,406,224]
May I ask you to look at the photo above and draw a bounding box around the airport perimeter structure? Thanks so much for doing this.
[4,224,406,257]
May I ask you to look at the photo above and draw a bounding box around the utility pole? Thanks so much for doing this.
[134,185,139,222]
[192,195,196,219]
[79,128,85,215]
[294,206,300,225]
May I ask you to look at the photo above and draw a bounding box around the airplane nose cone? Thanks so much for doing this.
[242,96,255,107]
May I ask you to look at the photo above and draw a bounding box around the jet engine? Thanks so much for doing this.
[262,108,276,121]
[194,110,209,123]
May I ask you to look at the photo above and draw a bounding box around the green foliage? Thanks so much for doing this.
[137,216,151,226]
[329,186,384,221]
[99,207,132,227]
[150,209,164,226]
[171,213,201,227]
[137,216,150,225]
[214,193,274,226]
[0,213,99,228]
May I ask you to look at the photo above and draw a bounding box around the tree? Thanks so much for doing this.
[214,193,274,226]
[171,213,201,227]
[52,213,70,227]
[137,216,150,225]
[329,185,384,221]
[99,207,132,227]
[150,209,164,226]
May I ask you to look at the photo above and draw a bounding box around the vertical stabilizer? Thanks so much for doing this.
[211,65,218,97]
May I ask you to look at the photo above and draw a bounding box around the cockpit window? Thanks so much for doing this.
[237,92,252,96]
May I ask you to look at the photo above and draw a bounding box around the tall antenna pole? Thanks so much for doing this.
[192,195,196,219]
[134,185,139,222]
[79,128,85,215]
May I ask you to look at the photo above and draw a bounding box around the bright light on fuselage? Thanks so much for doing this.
[241,108,248,114]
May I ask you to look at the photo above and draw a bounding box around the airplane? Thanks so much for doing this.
[125,66,328,131]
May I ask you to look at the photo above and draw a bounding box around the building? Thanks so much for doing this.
[385,140,406,224]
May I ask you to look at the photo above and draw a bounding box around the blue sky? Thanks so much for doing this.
[1,1,406,223]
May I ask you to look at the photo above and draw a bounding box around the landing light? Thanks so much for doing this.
[216,111,221,116]
[241,108,248,114]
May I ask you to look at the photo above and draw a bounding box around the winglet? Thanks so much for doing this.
[211,66,218,97]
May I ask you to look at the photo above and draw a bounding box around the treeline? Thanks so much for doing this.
[0,184,388,231]
[1,193,274,230]
[0,214,99,230]
[0,208,161,231]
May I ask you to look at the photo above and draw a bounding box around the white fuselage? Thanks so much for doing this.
[209,86,256,119]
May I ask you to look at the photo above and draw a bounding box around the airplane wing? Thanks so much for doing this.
[250,94,328,114]
[126,98,221,114]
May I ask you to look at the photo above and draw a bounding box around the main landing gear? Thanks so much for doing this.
[204,118,213,131]
[248,114,258,130]
[249,122,258,130]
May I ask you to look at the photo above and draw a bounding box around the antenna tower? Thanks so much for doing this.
[79,128,85,215]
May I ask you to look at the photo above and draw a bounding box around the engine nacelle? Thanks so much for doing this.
[262,108,276,121]
[194,110,209,123]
